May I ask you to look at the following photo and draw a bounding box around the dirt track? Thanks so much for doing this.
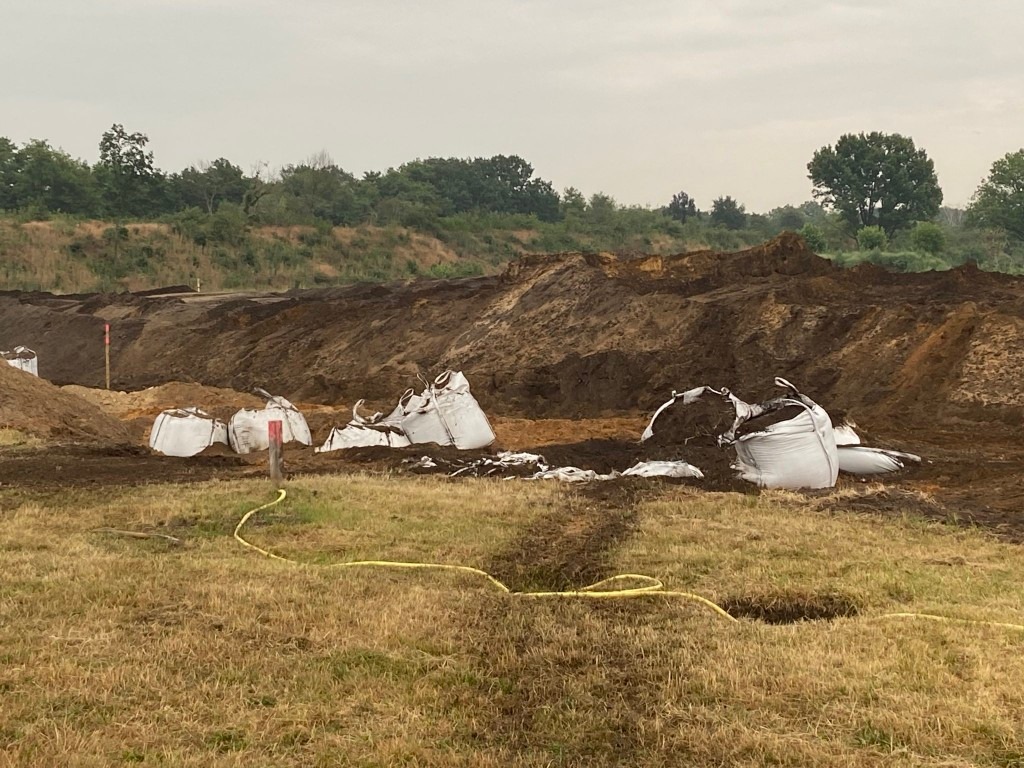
[2,234,1024,536]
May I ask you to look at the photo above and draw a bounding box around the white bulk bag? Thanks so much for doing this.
[149,407,229,457]
[397,387,453,447]
[229,395,312,455]
[318,425,410,451]
[2,346,39,377]
[732,400,838,489]
[400,371,495,450]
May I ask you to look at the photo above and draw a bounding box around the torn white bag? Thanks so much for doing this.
[317,401,411,452]
[831,422,922,474]
[731,403,838,489]
[724,379,838,490]
[229,393,312,455]
[149,407,229,457]
[2,346,39,377]
[400,371,495,450]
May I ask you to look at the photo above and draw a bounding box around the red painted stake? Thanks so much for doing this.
[104,323,111,390]
[268,420,284,485]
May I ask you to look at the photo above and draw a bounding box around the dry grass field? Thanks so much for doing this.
[2,474,1023,766]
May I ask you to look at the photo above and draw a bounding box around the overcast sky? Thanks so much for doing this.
[3,0,1022,212]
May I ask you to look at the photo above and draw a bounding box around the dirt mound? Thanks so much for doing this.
[63,382,263,422]
[5,233,1024,440]
[0,364,130,443]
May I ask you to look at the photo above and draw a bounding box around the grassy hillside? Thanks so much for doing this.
[0,214,710,294]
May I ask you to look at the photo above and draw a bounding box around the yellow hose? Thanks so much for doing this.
[233,489,737,622]
[234,490,1024,632]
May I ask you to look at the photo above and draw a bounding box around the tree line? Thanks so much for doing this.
[1,125,1022,262]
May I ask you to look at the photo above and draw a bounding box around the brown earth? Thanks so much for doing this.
[0,363,130,443]
[2,234,1024,538]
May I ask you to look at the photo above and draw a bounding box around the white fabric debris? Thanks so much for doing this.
[833,422,861,447]
[449,451,548,477]
[641,386,723,442]
[149,407,229,457]
[229,392,312,454]
[318,370,495,453]
[620,460,704,479]
[830,422,923,475]
[2,346,38,377]
[838,446,923,475]
[532,467,615,482]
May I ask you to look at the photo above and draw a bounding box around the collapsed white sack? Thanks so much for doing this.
[149,407,229,457]
[318,402,411,452]
[318,370,495,453]
[229,394,312,454]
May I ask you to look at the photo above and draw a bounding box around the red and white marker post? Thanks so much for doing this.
[104,323,111,390]
[268,419,284,485]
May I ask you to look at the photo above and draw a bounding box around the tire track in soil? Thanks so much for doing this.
[450,482,695,762]
[484,479,653,593]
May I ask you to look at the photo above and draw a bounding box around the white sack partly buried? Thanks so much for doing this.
[149,407,229,457]
[317,401,411,452]
[621,460,704,479]
[229,393,312,454]
[318,370,495,453]
[2,346,38,377]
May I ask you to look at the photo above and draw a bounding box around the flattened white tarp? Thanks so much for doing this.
[317,370,495,453]
[2,346,38,377]
[229,392,312,455]
[149,407,229,457]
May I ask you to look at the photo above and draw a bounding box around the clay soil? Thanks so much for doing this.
[3,234,1024,539]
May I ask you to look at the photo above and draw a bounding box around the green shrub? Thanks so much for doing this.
[856,226,887,251]
[798,223,826,252]
[910,221,945,254]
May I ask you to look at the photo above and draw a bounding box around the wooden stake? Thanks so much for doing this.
[268,419,284,485]
[104,322,111,390]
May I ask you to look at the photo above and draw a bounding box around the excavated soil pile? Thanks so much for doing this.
[4,233,1024,434]
[0,363,130,443]
[62,383,266,441]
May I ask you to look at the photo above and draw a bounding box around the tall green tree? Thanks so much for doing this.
[967,149,1024,241]
[96,124,161,218]
[276,153,370,225]
[0,137,19,210]
[13,140,99,215]
[710,196,746,230]
[171,158,248,214]
[666,190,698,223]
[808,131,943,236]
